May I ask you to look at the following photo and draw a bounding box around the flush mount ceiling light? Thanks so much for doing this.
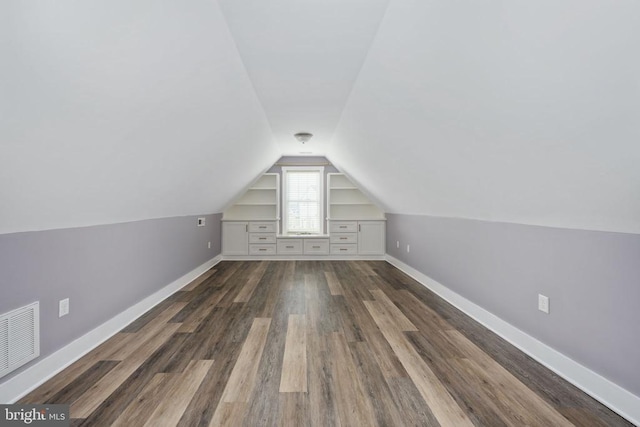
[294,132,313,144]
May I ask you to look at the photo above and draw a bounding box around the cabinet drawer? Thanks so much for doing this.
[330,233,357,244]
[249,222,276,233]
[330,221,357,233]
[277,239,303,254]
[330,244,358,255]
[304,239,329,255]
[249,244,276,255]
[249,233,276,244]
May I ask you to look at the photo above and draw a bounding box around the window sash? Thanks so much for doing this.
[283,167,323,234]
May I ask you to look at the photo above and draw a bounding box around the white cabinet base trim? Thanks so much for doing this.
[223,255,385,261]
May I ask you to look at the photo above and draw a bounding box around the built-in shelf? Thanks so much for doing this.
[327,174,385,222]
[223,170,385,257]
[223,173,280,222]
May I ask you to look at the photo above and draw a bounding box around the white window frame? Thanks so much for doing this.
[282,166,324,235]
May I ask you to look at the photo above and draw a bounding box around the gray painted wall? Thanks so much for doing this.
[0,213,222,384]
[386,213,640,396]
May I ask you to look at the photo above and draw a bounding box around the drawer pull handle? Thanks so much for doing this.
[312,246,320,249]
[259,249,267,251]
[259,226,267,229]
[340,248,348,251]
[340,237,347,240]
[259,237,266,240]
[286,246,294,249]
[339,226,347,229]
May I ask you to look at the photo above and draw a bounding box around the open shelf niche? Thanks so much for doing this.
[327,173,385,221]
[223,173,280,221]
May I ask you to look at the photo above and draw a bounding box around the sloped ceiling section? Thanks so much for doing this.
[0,0,279,234]
[330,0,640,234]
[218,0,390,155]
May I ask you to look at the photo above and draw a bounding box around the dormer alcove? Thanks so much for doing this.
[222,157,385,258]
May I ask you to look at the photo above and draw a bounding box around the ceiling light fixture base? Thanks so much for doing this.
[294,132,313,144]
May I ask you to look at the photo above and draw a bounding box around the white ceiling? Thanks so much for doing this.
[217,0,390,155]
[330,0,640,234]
[0,0,279,233]
[2,0,639,234]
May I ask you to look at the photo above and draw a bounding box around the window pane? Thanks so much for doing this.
[285,170,321,233]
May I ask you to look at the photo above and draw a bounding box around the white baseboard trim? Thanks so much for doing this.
[385,254,640,426]
[0,255,222,404]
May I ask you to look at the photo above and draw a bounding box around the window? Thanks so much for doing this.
[282,167,324,234]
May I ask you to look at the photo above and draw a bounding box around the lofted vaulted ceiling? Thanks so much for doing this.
[218,0,390,155]
[2,0,639,234]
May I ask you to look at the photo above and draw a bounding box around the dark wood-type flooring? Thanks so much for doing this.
[21,261,632,426]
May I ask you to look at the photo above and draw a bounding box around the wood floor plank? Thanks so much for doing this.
[559,407,612,427]
[71,322,182,418]
[446,329,574,426]
[242,264,292,427]
[397,289,456,331]
[22,261,630,427]
[218,317,271,403]
[20,334,129,404]
[208,402,247,427]
[280,314,308,393]
[386,377,441,426]
[348,341,405,426]
[333,295,365,342]
[328,332,377,427]
[176,288,230,333]
[208,318,271,426]
[105,302,188,361]
[144,359,214,426]
[176,338,244,426]
[370,288,418,331]
[234,261,269,302]
[111,374,173,427]
[323,270,343,295]
[364,300,474,427]
[45,361,120,405]
[121,299,180,333]
[182,268,218,291]
[256,262,287,317]
[278,393,307,427]
[304,271,342,427]
[435,356,511,427]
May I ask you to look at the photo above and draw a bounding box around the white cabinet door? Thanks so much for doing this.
[222,222,248,255]
[358,221,385,255]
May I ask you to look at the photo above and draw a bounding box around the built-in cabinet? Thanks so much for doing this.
[221,222,249,255]
[248,221,277,255]
[328,220,385,255]
[222,172,385,257]
[357,221,386,255]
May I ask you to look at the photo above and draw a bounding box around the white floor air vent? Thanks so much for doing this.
[0,302,40,379]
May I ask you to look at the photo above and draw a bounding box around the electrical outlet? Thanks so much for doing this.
[197,217,206,227]
[208,241,211,249]
[59,298,69,317]
[396,241,399,248]
[538,294,549,314]
[407,244,410,253]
